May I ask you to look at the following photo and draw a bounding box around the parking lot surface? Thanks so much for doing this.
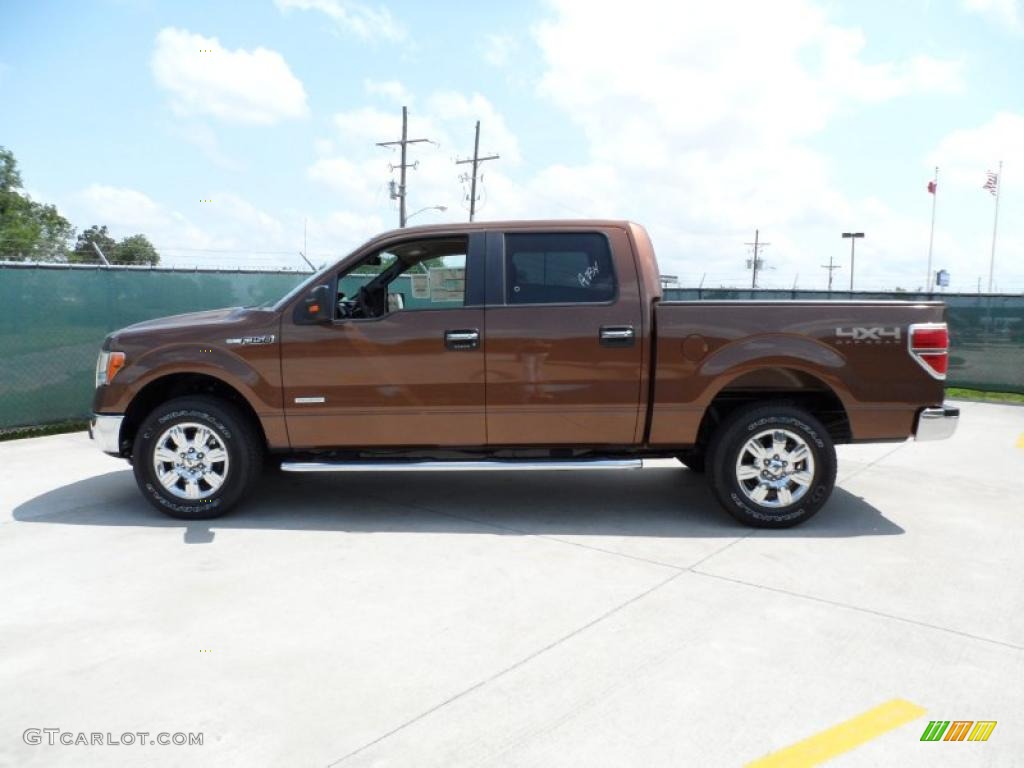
[1,399,1022,767]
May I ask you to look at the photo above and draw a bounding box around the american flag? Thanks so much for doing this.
[983,170,999,196]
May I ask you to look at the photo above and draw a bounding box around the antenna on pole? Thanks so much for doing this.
[455,120,500,222]
[298,251,316,272]
[91,241,111,266]
[376,106,434,228]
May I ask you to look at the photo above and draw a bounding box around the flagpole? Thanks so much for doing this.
[988,160,1002,293]
[926,166,938,292]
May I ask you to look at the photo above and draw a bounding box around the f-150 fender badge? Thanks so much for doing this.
[225,334,276,345]
[834,326,901,344]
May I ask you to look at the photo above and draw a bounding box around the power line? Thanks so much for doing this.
[375,105,434,228]
[455,120,500,222]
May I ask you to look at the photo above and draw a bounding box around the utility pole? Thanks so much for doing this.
[455,120,500,222]
[376,106,433,227]
[841,232,864,291]
[821,254,841,292]
[745,229,769,288]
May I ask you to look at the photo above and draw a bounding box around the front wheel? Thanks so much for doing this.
[707,404,836,528]
[132,396,262,520]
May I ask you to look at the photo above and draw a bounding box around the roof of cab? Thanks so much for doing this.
[367,218,636,241]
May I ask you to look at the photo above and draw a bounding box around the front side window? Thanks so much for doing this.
[336,237,467,319]
[505,232,616,305]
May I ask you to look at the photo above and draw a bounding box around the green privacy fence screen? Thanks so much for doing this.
[0,265,308,431]
[1,264,1021,430]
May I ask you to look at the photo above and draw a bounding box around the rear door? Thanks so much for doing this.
[483,228,645,445]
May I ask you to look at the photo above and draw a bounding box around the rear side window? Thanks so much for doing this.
[505,232,616,305]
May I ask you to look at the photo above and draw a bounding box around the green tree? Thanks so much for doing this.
[114,234,160,265]
[0,146,74,261]
[70,225,118,263]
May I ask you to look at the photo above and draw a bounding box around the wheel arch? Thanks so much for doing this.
[120,372,268,458]
[693,366,852,451]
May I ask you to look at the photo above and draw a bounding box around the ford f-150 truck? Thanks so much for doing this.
[90,220,958,527]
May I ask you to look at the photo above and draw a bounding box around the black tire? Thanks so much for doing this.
[676,449,706,473]
[707,403,836,528]
[132,396,262,520]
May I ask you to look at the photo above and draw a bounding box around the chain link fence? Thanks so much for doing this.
[1,265,1021,431]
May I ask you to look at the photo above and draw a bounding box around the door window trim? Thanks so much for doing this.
[491,230,619,308]
[328,232,486,325]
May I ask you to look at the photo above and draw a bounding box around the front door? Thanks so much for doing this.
[280,234,486,449]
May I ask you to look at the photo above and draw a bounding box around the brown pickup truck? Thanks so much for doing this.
[90,220,958,527]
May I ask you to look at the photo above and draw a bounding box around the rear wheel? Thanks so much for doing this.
[707,403,836,528]
[132,396,261,520]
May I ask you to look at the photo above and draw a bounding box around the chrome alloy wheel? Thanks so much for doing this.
[151,422,230,500]
[734,428,815,508]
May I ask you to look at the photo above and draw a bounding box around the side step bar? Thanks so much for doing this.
[280,458,643,473]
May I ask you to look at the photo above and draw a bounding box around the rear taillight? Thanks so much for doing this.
[908,323,949,379]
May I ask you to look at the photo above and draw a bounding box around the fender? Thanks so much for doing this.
[697,334,852,410]
[648,333,852,445]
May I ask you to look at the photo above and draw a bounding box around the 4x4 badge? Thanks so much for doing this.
[835,326,900,343]
[225,334,276,345]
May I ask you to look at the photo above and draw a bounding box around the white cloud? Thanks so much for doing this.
[274,0,405,42]
[73,184,387,270]
[364,79,411,104]
[170,123,242,171]
[482,34,518,68]
[962,0,1022,30]
[151,27,308,124]
[514,0,974,289]
[930,112,1024,185]
[79,185,220,250]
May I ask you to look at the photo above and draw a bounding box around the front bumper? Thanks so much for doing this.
[89,414,125,455]
[914,404,959,441]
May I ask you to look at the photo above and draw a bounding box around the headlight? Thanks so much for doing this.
[95,350,126,387]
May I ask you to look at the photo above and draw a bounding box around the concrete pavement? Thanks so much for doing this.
[1,400,1022,767]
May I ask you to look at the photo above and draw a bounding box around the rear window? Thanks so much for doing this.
[505,233,616,305]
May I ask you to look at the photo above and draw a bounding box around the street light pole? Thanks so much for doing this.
[841,232,864,291]
[406,205,447,223]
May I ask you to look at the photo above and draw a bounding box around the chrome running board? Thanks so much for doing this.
[280,458,643,473]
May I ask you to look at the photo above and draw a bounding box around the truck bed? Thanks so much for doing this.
[648,300,947,445]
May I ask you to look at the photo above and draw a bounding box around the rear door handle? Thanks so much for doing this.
[599,325,635,347]
[445,329,480,350]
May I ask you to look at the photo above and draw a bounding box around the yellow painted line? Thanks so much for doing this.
[1016,433,1024,449]
[745,698,926,768]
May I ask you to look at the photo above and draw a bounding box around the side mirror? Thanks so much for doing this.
[293,284,332,325]
[387,292,405,313]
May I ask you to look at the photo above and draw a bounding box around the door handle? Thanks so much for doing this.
[599,325,635,347]
[444,329,480,350]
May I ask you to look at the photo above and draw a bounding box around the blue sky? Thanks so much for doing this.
[1,0,1022,291]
